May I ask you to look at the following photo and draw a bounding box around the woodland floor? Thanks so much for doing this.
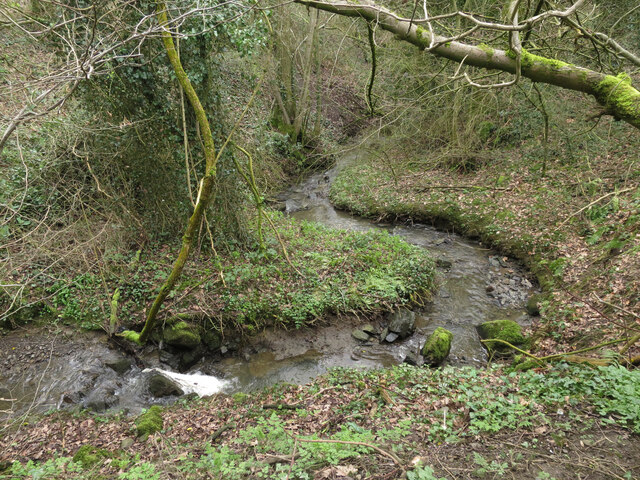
[1,361,639,479]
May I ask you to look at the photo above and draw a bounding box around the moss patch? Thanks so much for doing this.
[478,319,527,353]
[421,327,453,366]
[478,43,495,59]
[135,405,164,438]
[121,330,142,345]
[163,320,201,349]
[72,445,111,468]
[594,73,640,126]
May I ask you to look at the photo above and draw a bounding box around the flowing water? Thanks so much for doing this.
[0,154,536,418]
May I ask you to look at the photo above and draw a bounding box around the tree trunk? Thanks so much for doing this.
[293,0,640,130]
[125,2,218,345]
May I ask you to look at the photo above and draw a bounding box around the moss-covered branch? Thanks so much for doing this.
[293,0,640,130]
[123,2,218,345]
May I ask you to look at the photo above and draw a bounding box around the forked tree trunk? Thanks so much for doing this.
[293,0,640,130]
[125,2,218,344]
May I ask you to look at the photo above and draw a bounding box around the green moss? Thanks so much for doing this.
[478,319,527,353]
[72,445,110,468]
[415,26,428,47]
[232,392,248,404]
[421,327,453,366]
[505,48,570,70]
[163,320,201,348]
[594,73,640,122]
[135,405,163,438]
[478,43,495,59]
[512,355,541,371]
[526,294,543,316]
[121,330,142,345]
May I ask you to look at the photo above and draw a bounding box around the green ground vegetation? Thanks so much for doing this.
[5,214,434,340]
[3,362,639,479]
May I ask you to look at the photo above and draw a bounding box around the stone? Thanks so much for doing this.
[403,350,423,366]
[72,445,110,468]
[135,405,163,438]
[388,309,416,339]
[84,381,119,412]
[202,330,222,351]
[159,350,180,370]
[104,356,132,375]
[421,327,453,366]
[477,319,527,353]
[435,257,453,269]
[361,324,377,335]
[163,320,201,349]
[489,256,501,267]
[148,374,184,397]
[384,332,399,343]
[179,345,204,370]
[351,329,371,342]
[380,327,389,342]
[525,294,542,316]
[120,438,134,450]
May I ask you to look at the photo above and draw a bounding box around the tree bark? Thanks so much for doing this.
[293,0,640,130]
[126,2,218,345]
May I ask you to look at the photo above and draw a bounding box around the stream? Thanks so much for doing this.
[0,152,536,419]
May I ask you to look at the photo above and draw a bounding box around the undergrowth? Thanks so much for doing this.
[8,214,435,335]
[3,363,639,479]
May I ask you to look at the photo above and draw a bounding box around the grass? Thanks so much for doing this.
[8,213,435,340]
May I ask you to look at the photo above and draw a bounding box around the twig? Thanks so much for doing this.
[554,187,635,230]
[618,333,640,356]
[414,185,513,192]
[480,338,626,362]
[210,422,236,442]
[262,403,303,410]
[564,290,640,333]
[594,294,640,320]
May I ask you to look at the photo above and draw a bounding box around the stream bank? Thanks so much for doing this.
[1,149,537,419]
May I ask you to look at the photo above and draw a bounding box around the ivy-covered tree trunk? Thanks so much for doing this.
[125,2,218,345]
[293,0,640,130]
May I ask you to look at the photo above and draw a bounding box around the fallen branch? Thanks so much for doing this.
[554,187,635,230]
[594,294,640,320]
[210,422,236,442]
[619,333,640,356]
[415,185,513,192]
[262,403,303,410]
[480,338,626,362]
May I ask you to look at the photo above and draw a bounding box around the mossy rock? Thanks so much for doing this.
[478,319,527,353]
[1,302,49,329]
[72,445,111,468]
[135,405,163,438]
[202,330,222,351]
[525,294,543,316]
[421,327,453,366]
[163,320,201,349]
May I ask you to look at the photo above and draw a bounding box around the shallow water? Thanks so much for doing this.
[0,153,536,417]
[211,158,535,390]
